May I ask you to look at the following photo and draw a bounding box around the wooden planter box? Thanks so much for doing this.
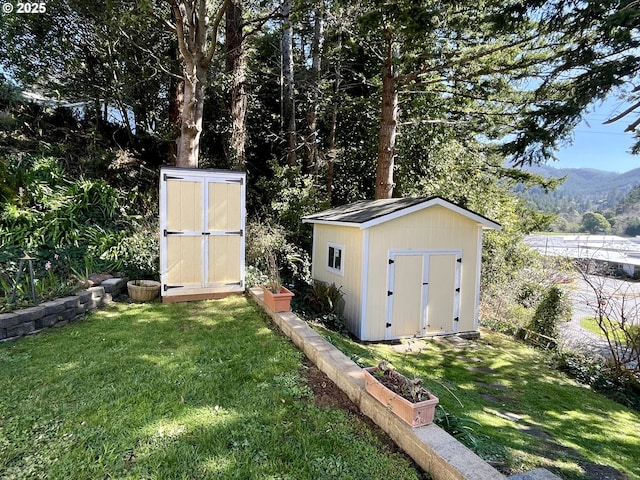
[127,280,161,302]
[363,367,439,428]
[261,285,294,313]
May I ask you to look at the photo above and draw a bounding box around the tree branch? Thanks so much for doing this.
[118,27,183,81]
[204,0,231,67]
[398,33,541,85]
[166,0,193,65]
[242,7,281,41]
[603,98,640,125]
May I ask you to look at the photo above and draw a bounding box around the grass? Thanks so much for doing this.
[320,327,640,480]
[580,317,640,346]
[0,297,425,480]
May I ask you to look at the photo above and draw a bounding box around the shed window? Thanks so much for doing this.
[327,243,344,275]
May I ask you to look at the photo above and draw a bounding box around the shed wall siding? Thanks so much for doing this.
[364,205,480,341]
[312,224,364,337]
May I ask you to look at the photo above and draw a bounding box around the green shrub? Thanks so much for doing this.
[554,350,640,411]
[0,154,159,290]
[304,281,344,315]
[525,285,571,349]
[0,155,124,250]
[97,218,160,280]
[245,219,311,287]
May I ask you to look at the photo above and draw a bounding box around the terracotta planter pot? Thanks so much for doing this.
[363,367,439,428]
[127,280,161,302]
[261,285,294,313]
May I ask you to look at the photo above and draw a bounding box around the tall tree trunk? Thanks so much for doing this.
[226,0,247,170]
[176,61,206,168]
[168,27,183,165]
[327,104,337,200]
[281,0,296,166]
[375,28,398,199]
[303,8,324,173]
[167,0,230,169]
[326,28,342,201]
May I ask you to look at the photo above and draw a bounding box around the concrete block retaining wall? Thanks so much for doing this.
[0,277,128,342]
[248,287,560,480]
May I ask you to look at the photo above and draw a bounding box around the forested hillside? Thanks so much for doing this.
[519,165,640,211]
[517,165,640,233]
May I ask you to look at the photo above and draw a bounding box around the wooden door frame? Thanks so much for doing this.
[385,249,461,340]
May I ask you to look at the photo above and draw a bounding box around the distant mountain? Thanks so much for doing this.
[518,165,640,214]
[528,165,640,195]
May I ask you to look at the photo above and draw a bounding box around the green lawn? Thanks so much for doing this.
[320,327,640,480]
[580,317,640,346]
[0,298,424,480]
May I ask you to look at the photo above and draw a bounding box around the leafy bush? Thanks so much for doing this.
[0,154,159,295]
[0,155,125,250]
[525,285,571,349]
[304,281,344,315]
[245,219,311,287]
[97,218,159,280]
[554,350,640,411]
[294,281,349,335]
[315,313,349,336]
[255,162,329,250]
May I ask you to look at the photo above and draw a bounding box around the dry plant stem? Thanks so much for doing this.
[374,362,431,403]
[575,259,640,375]
[266,252,281,293]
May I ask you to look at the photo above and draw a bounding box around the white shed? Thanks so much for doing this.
[302,197,500,341]
[159,167,245,302]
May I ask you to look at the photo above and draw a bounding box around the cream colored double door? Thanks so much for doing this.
[159,168,245,299]
[385,250,461,339]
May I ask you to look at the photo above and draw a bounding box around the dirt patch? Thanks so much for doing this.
[469,366,499,375]
[473,380,509,391]
[302,359,431,479]
[480,393,514,405]
[304,360,361,416]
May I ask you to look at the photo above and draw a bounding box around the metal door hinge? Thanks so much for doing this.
[164,230,183,236]
[388,259,394,264]
[164,284,184,291]
[163,174,183,181]
[387,291,393,296]
[386,323,392,328]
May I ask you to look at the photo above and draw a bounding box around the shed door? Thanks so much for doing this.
[165,177,204,288]
[206,180,242,285]
[160,170,244,297]
[386,251,461,339]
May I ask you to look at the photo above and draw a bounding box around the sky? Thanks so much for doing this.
[552,96,639,173]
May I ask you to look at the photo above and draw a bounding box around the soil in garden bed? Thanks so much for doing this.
[303,360,432,480]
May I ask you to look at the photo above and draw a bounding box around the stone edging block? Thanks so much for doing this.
[1,277,127,342]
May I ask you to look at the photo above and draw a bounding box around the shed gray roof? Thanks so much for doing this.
[302,196,501,230]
